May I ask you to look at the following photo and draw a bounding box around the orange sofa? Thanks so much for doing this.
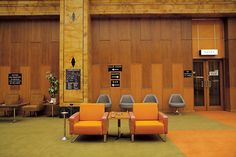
[69,103,109,142]
[129,103,168,142]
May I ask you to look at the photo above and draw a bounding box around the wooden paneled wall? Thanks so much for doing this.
[0,1,59,16]
[192,19,224,59]
[90,0,236,15]
[90,18,193,112]
[60,0,88,106]
[226,18,236,111]
[0,19,59,102]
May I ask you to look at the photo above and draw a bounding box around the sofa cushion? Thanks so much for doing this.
[80,103,105,121]
[135,120,164,134]
[74,121,102,135]
[133,103,158,120]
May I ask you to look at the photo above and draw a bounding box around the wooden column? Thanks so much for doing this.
[60,0,89,106]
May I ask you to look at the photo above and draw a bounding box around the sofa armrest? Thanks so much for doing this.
[102,112,109,134]
[158,112,168,134]
[69,112,80,122]
[69,112,80,135]
[129,112,135,134]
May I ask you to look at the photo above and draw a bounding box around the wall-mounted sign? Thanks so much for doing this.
[111,80,120,87]
[8,73,22,85]
[200,49,218,56]
[209,70,219,76]
[66,69,80,90]
[184,70,192,78]
[108,65,122,72]
[111,72,120,79]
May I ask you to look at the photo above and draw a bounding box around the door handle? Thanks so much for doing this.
[201,81,204,88]
[208,81,212,88]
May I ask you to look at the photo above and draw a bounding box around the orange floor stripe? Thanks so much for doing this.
[197,111,236,128]
[168,130,236,157]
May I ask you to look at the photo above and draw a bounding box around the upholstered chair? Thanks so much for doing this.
[0,94,20,116]
[169,94,185,114]
[120,95,135,111]
[69,103,109,142]
[22,94,44,116]
[96,94,112,112]
[129,103,168,142]
[143,94,158,103]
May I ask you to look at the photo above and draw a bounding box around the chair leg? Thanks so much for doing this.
[131,134,134,142]
[159,134,167,142]
[175,108,179,114]
[103,134,107,142]
[71,135,79,143]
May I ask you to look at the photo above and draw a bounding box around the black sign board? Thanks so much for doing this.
[111,72,120,79]
[66,69,80,90]
[8,73,22,85]
[111,80,120,87]
[108,65,122,72]
[184,70,192,78]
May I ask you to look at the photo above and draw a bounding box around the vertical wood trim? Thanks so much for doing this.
[172,64,184,93]
[19,66,30,102]
[151,64,163,110]
[131,64,142,103]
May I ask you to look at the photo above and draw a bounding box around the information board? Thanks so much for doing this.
[184,70,192,78]
[108,65,122,72]
[66,69,80,90]
[111,80,120,87]
[8,73,22,85]
[111,72,120,79]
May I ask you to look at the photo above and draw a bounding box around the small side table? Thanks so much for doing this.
[61,111,68,141]
[43,102,59,117]
[108,112,130,138]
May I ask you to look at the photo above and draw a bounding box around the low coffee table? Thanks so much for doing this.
[108,112,130,138]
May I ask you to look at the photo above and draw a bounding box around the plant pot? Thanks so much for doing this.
[50,98,57,104]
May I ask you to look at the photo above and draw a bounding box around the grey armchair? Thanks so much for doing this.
[96,94,112,111]
[119,95,134,111]
[143,94,158,103]
[169,94,185,114]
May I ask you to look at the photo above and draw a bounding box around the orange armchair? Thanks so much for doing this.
[69,103,109,142]
[129,103,168,142]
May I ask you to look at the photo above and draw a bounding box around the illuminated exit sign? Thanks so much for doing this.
[200,49,218,56]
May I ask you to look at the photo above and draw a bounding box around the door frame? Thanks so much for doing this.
[193,59,224,111]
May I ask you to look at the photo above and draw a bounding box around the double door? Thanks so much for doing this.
[193,60,223,111]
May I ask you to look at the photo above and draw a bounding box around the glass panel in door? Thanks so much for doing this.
[208,60,221,106]
[193,62,205,106]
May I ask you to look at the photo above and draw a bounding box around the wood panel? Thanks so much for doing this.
[0,1,59,16]
[0,19,59,102]
[90,0,236,15]
[151,64,163,110]
[90,18,193,112]
[226,18,236,111]
[192,19,224,59]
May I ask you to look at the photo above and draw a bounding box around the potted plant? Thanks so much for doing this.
[46,72,59,104]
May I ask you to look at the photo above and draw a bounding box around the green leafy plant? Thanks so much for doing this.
[46,72,59,98]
